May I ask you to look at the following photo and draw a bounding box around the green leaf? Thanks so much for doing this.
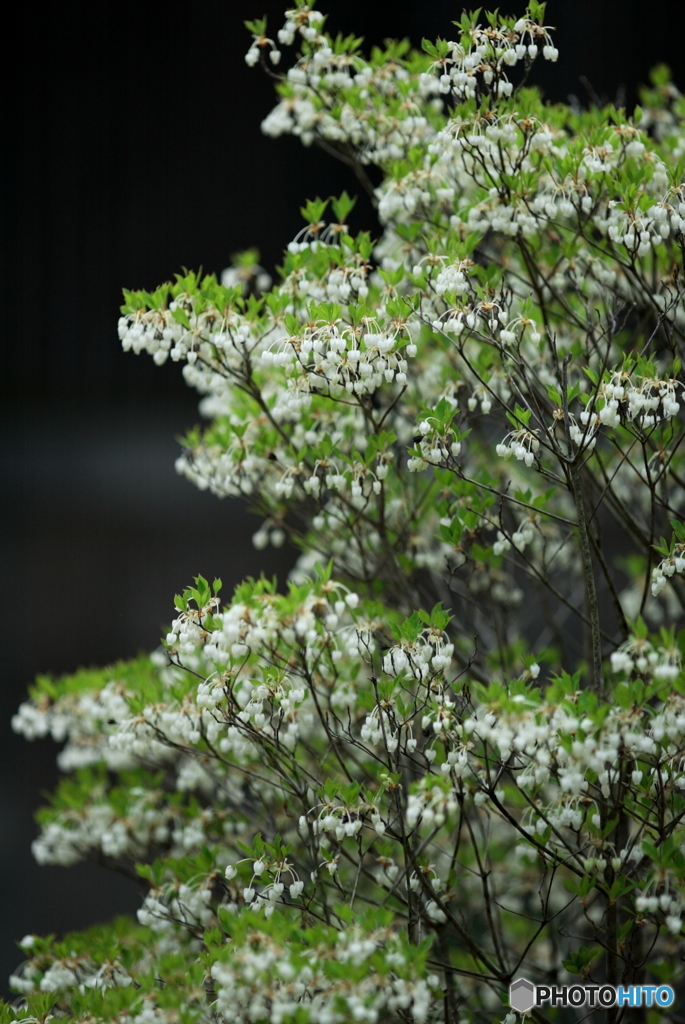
[300,197,329,224]
[171,307,191,329]
[331,191,356,223]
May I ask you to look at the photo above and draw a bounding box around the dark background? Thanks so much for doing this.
[2,0,683,998]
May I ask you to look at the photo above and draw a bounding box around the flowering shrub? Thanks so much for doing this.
[7,3,685,1022]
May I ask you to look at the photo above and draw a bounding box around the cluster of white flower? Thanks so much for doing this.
[493,369,680,470]
[492,530,511,556]
[172,428,272,502]
[375,168,446,225]
[431,307,468,336]
[277,6,324,47]
[387,103,683,344]
[635,889,685,934]
[227,853,305,912]
[102,583,370,776]
[468,691,685,814]
[245,41,281,68]
[568,411,599,451]
[286,219,362,261]
[382,629,455,681]
[12,678,144,771]
[118,307,186,366]
[209,583,359,660]
[467,383,493,413]
[118,299,263,373]
[422,16,558,105]
[137,882,217,934]
[31,773,235,867]
[305,802,365,844]
[610,635,682,679]
[604,183,685,256]
[301,455,386,501]
[166,593,220,653]
[262,318,414,397]
[211,926,437,1024]
[108,692,214,759]
[652,542,685,596]
[511,518,536,552]
[407,415,461,471]
[495,427,540,466]
[431,256,473,296]
[259,34,435,164]
[234,678,312,752]
[10,954,133,997]
[430,110,561,211]
[141,307,424,579]
[407,781,459,829]
[360,705,420,758]
[590,372,681,430]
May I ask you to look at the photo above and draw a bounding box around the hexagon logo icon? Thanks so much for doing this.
[510,977,536,1013]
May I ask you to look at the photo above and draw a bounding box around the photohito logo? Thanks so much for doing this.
[509,978,675,1012]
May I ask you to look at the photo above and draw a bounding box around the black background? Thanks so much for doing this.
[2,0,683,998]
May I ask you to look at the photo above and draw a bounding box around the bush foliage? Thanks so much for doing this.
[8,4,685,1022]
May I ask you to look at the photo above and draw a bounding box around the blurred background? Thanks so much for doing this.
[2,0,683,998]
